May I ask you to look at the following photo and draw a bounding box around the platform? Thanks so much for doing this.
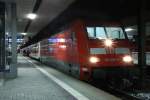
[0,55,120,100]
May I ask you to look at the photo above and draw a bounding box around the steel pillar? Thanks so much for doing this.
[137,0,146,87]
[4,2,17,78]
[0,2,5,72]
[0,2,6,79]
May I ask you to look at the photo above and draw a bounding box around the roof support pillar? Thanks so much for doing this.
[0,2,5,72]
[5,2,17,78]
[137,0,146,88]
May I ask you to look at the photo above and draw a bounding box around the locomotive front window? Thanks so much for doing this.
[87,27,95,37]
[87,27,107,39]
[96,27,107,39]
[115,48,130,54]
[86,27,125,39]
[105,27,125,39]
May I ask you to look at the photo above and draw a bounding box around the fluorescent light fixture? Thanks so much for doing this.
[27,13,37,20]
[6,32,9,35]
[125,28,134,32]
[21,33,27,35]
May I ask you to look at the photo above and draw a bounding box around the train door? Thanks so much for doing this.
[69,31,80,78]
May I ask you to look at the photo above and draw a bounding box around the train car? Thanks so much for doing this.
[21,46,30,57]
[29,43,40,60]
[27,19,135,82]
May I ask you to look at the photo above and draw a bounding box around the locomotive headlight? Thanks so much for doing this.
[123,55,132,63]
[89,56,99,63]
[104,39,113,47]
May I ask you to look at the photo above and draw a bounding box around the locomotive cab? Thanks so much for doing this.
[74,21,135,80]
[86,26,133,67]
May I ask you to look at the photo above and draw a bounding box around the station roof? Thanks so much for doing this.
[3,0,150,47]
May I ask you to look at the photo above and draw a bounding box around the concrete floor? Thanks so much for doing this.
[0,56,76,100]
[0,55,121,100]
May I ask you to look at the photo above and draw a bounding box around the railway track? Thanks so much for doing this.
[109,85,150,100]
[91,77,150,100]
[116,65,150,100]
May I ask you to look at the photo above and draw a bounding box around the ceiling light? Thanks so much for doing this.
[125,28,134,32]
[26,13,37,20]
[21,33,27,35]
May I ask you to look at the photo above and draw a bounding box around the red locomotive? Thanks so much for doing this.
[23,19,135,81]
